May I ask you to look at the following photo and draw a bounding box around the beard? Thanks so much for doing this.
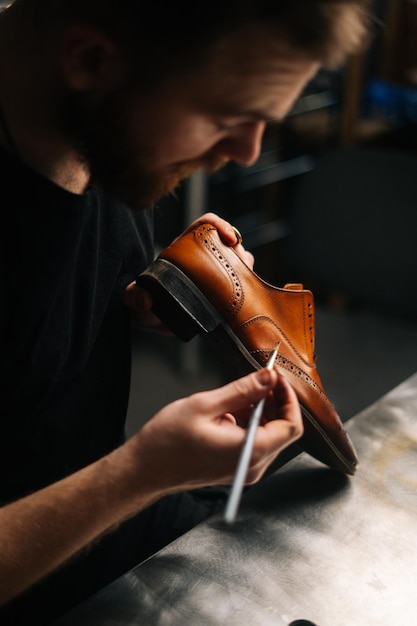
[63,88,228,210]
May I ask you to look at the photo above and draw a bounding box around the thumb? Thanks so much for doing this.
[123,282,153,312]
[203,369,278,417]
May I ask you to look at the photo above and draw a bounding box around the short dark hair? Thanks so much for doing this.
[16,0,371,77]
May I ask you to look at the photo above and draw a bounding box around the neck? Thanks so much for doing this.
[0,4,91,194]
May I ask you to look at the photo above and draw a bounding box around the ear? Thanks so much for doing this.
[59,25,126,93]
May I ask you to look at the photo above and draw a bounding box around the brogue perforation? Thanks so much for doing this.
[198,226,244,319]
[239,315,315,369]
[138,222,359,475]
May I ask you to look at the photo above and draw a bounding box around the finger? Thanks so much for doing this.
[181,214,254,267]
[234,245,254,269]
[223,413,237,426]
[124,282,173,333]
[182,213,238,246]
[198,216,254,265]
[272,374,302,420]
[243,414,304,485]
[242,420,303,486]
[260,374,296,420]
[262,409,303,446]
[124,282,152,313]
[240,376,303,466]
[196,369,278,419]
[260,376,303,441]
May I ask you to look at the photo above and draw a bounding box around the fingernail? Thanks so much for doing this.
[256,369,271,385]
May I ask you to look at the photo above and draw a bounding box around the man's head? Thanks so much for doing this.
[6,0,371,208]
[21,0,370,77]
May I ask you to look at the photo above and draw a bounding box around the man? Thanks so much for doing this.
[0,0,369,622]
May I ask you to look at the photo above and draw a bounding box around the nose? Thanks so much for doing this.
[214,121,265,167]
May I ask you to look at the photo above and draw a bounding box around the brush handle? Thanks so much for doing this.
[224,396,266,524]
[224,346,279,524]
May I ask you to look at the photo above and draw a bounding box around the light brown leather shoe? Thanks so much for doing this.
[137,223,358,475]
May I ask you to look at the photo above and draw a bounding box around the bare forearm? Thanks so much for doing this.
[0,368,303,606]
[0,438,158,605]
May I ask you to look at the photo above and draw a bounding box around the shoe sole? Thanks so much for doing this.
[137,258,357,475]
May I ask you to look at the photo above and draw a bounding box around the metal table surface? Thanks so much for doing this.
[55,374,417,626]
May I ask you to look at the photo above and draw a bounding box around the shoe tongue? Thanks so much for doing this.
[284,283,304,290]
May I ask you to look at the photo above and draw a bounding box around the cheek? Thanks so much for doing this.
[165,132,223,166]
[136,114,223,167]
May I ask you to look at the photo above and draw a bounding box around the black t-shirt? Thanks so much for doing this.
[0,146,154,503]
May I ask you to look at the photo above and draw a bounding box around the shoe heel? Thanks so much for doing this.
[136,259,221,342]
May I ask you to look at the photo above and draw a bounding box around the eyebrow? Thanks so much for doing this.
[213,103,284,126]
[239,110,283,124]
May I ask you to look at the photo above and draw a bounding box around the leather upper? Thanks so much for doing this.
[159,223,358,474]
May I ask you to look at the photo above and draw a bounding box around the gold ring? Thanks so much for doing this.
[232,226,243,246]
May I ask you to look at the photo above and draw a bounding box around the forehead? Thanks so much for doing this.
[163,24,319,120]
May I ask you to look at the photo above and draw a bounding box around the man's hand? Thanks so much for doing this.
[0,367,302,606]
[129,367,303,494]
[123,282,172,333]
[124,212,253,331]
[176,212,254,268]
